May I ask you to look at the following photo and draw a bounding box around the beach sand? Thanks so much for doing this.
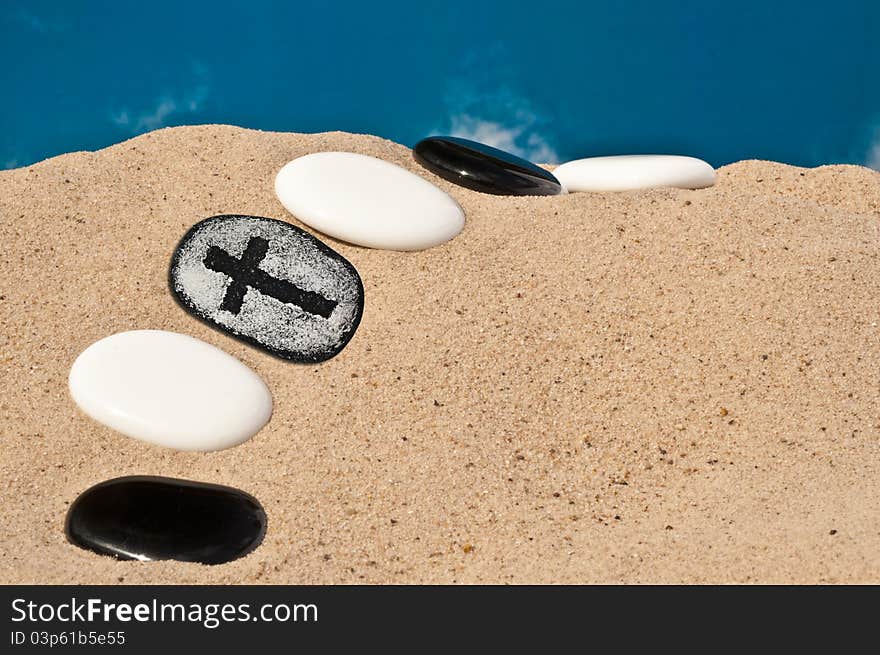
[1,125,878,584]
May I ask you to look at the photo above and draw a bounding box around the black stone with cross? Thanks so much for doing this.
[203,236,337,319]
[170,214,363,363]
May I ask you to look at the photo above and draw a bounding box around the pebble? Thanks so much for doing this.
[68,330,272,451]
[552,155,716,191]
[170,214,364,362]
[413,136,564,196]
[65,476,267,564]
[275,152,465,251]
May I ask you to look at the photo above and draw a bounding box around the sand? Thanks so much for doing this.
[1,125,878,584]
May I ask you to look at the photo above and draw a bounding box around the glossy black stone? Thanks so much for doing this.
[169,214,364,363]
[65,476,267,564]
[413,136,563,196]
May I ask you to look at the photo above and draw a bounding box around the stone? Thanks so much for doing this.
[413,136,564,196]
[170,214,363,362]
[65,476,266,564]
[68,330,272,451]
[552,155,716,191]
[274,152,465,251]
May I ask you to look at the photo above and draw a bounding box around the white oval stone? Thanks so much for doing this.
[275,152,465,251]
[69,330,272,452]
[552,155,716,192]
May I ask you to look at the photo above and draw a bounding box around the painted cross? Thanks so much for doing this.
[203,236,337,318]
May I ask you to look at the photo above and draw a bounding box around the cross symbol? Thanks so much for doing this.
[203,236,338,319]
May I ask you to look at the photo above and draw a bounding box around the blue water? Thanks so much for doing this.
[1,0,877,169]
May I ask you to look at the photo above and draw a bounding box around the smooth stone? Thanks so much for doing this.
[69,330,272,451]
[552,155,716,191]
[275,152,465,251]
[65,476,266,564]
[413,136,564,196]
[170,214,363,362]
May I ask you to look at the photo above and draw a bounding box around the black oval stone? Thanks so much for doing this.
[65,476,267,564]
[169,214,364,363]
[413,136,563,196]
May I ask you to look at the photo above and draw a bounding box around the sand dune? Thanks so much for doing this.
[1,125,878,583]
